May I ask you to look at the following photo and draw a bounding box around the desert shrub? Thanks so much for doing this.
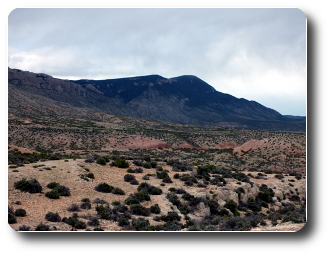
[86,173,95,179]
[150,204,161,214]
[74,221,87,229]
[135,167,143,173]
[45,189,60,199]
[219,208,230,217]
[18,225,31,231]
[95,183,114,193]
[67,204,80,212]
[163,220,183,231]
[96,157,106,165]
[52,185,70,196]
[14,208,26,217]
[133,160,143,166]
[142,175,150,180]
[45,212,61,222]
[14,178,42,193]
[93,198,107,204]
[81,198,90,203]
[166,193,182,208]
[246,198,261,212]
[173,173,180,179]
[150,187,162,195]
[87,216,99,227]
[219,217,251,231]
[124,174,136,182]
[289,195,301,202]
[130,204,150,216]
[8,213,17,224]
[118,216,130,227]
[81,202,92,209]
[257,184,275,203]
[47,182,60,189]
[143,162,152,169]
[275,174,284,179]
[84,157,95,163]
[176,188,187,194]
[124,194,141,205]
[112,187,125,195]
[162,176,173,183]
[35,223,50,231]
[208,200,220,215]
[150,161,157,168]
[112,157,129,168]
[130,179,139,185]
[224,200,239,215]
[162,211,181,222]
[127,168,135,173]
[132,217,150,231]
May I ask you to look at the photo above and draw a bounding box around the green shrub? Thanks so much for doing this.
[47,182,60,189]
[126,168,135,173]
[18,225,31,231]
[96,157,107,165]
[124,174,136,182]
[45,212,61,222]
[118,216,130,227]
[112,187,125,195]
[14,178,42,193]
[14,208,26,217]
[130,179,139,185]
[132,217,150,231]
[130,204,150,216]
[124,194,141,205]
[35,223,50,231]
[150,204,161,214]
[45,189,60,199]
[67,204,80,212]
[95,183,114,193]
[80,202,92,209]
[224,200,239,214]
[86,173,95,179]
[112,157,129,168]
[8,213,17,224]
[150,187,162,195]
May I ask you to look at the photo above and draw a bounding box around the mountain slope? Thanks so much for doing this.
[8,68,305,131]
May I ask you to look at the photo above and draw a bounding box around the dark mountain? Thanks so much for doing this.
[8,68,305,131]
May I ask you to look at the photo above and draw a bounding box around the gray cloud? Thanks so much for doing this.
[8,8,306,116]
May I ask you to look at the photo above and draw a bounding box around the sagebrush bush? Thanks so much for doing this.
[95,183,114,193]
[96,157,107,165]
[132,217,150,231]
[8,213,17,224]
[150,204,161,214]
[67,204,80,212]
[112,187,125,195]
[112,157,129,168]
[14,208,26,217]
[14,178,42,193]
[45,189,60,199]
[124,174,136,182]
[35,223,50,231]
[18,225,31,231]
[81,202,92,209]
[45,212,61,222]
[47,182,60,189]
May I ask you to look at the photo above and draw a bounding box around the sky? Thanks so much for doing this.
[8,8,306,116]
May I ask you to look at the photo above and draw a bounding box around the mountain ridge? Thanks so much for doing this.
[8,68,305,131]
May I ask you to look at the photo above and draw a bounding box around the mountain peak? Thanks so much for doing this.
[8,68,305,131]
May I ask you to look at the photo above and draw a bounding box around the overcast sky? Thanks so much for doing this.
[8,8,306,116]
